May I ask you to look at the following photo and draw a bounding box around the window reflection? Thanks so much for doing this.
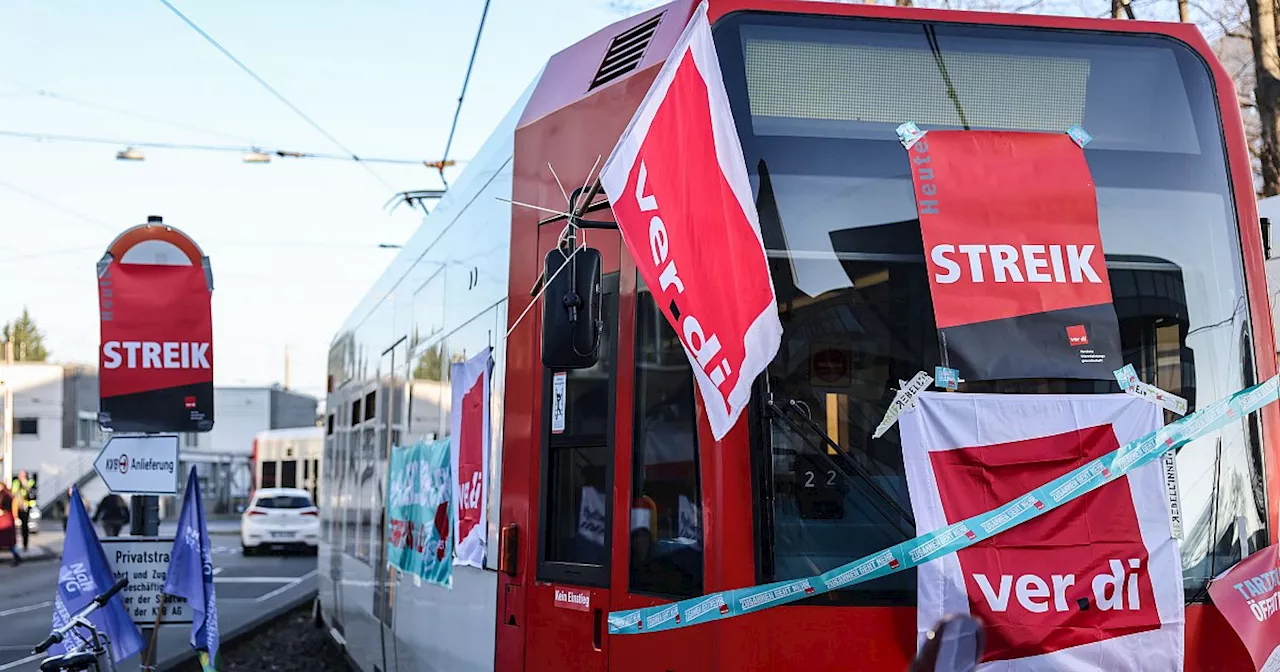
[630,281,704,597]
[541,274,618,578]
[407,340,448,444]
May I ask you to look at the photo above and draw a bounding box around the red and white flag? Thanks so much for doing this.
[600,1,781,441]
[900,392,1182,670]
[450,347,492,569]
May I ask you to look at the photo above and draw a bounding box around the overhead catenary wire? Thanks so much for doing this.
[0,75,256,144]
[0,179,114,232]
[155,0,397,191]
[439,0,493,189]
[0,129,452,166]
[0,177,409,261]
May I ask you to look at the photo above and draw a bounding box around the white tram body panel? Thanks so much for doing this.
[318,73,539,672]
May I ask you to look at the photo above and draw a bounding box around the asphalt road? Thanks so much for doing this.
[0,529,317,672]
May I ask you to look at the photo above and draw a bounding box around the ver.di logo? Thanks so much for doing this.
[930,424,1161,661]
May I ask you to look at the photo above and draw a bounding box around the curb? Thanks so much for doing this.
[155,587,319,672]
[7,546,60,564]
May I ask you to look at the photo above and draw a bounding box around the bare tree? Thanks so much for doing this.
[1207,0,1263,191]
[1247,0,1280,195]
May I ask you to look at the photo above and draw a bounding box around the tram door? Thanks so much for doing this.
[526,227,622,672]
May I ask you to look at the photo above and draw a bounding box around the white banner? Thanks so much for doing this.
[450,348,492,569]
[900,392,1182,671]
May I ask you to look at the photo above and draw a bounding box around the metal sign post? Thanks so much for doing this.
[94,216,216,666]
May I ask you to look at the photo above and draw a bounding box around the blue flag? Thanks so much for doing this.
[49,486,144,663]
[164,467,219,670]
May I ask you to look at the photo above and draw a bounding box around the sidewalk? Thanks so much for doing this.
[158,517,242,536]
[5,517,241,565]
[8,528,65,563]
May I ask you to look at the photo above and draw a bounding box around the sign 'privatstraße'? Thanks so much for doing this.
[101,538,193,625]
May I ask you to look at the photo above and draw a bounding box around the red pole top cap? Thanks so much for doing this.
[98,217,213,290]
[103,218,206,268]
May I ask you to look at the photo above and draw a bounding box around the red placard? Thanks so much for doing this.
[1209,543,1280,671]
[909,131,1123,381]
[98,223,214,433]
[553,587,591,613]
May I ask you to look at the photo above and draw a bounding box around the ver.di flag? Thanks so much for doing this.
[907,130,1123,381]
[900,392,1182,670]
[49,485,144,663]
[451,347,492,568]
[164,467,219,672]
[600,0,782,441]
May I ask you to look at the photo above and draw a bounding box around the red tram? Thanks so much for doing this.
[320,1,1275,669]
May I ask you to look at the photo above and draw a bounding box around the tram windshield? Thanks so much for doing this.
[713,13,1260,603]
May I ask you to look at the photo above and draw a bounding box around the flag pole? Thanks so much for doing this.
[142,593,167,671]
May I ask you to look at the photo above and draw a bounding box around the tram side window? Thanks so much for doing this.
[540,273,619,584]
[629,281,704,597]
[262,461,277,489]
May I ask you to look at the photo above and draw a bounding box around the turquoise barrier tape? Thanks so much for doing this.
[607,376,1280,634]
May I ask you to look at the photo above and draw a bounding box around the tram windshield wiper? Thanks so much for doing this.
[767,397,916,539]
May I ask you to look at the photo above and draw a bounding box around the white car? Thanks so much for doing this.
[240,488,320,556]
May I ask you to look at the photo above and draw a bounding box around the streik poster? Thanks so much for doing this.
[900,392,1182,670]
[99,254,214,433]
[387,439,453,589]
[907,130,1123,381]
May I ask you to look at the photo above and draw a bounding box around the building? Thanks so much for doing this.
[0,363,105,515]
[177,386,319,515]
[0,362,317,519]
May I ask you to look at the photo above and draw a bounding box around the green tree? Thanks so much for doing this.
[1,308,50,362]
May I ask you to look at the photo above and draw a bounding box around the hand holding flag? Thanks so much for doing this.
[164,467,220,671]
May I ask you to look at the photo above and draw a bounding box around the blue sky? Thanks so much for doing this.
[0,0,655,400]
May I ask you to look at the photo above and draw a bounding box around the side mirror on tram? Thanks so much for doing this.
[542,245,603,369]
[909,614,985,672]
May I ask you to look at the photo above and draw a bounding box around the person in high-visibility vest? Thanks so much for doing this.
[10,470,34,552]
